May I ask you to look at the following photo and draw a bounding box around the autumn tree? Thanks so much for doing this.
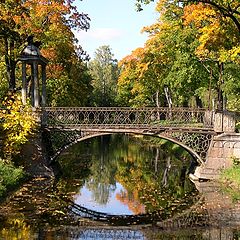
[182,0,240,34]
[182,1,240,110]
[0,0,27,90]
[88,45,119,106]
[129,0,240,110]
[117,48,152,107]
[0,0,92,106]
[118,45,169,107]
[136,0,240,33]
[118,0,210,108]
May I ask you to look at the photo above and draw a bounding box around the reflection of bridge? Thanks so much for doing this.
[57,184,240,239]
[42,107,240,180]
[62,181,240,239]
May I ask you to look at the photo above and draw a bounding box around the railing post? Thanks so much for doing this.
[203,110,214,128]
[21,62,27,105]
[214,110,236,133]
[41,108,47,127]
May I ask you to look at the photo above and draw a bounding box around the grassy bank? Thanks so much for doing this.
[220,159,240,201]
[0,160,25,198]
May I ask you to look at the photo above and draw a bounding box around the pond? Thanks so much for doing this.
[1,134,240,239]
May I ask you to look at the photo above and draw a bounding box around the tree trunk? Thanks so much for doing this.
[4,38,16,90]
[217,62,224,111]
[195,96,203,108]
[156,90,161,120]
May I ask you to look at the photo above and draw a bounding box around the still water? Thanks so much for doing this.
[57,134,198,224]
[1,134,240,239]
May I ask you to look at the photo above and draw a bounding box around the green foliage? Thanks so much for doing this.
[0,160,24,197]
[220,157,240,201]
[117,0,240,109]
[0,61,8,101]
[88,45,119,106]
[135,0,154,11]
[0,93,37,158]
[232,156,240,167]
[46,67,92,107]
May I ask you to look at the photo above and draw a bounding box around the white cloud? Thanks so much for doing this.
[76,28,125,42]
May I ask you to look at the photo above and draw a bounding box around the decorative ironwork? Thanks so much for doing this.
[42,107,216,163]
[62,192,201,227]
[43,107,214,130]
[46,128,214,163]
[46,128,111,161]
[161,131,214,161]
[47,129,83,156]
[69,228,145,240]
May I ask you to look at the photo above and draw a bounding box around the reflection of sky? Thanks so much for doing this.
[74,182,134,215]
[77,229,145,240]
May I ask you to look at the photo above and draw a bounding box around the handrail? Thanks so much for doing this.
[42,107,215,130]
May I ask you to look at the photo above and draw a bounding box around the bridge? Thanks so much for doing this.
[9,36,239,180]
[42,107,214,161]
[41,106,240,180]
[13,37,240,180]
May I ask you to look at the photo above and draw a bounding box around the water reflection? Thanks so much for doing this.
[1,134,240,239]
[57,134,199,223]
[75,183,142,215]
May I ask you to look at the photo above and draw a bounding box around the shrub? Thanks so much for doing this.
[0,160,24,197]
[0,92,37,158]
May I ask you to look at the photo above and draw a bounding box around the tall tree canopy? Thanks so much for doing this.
[122,0,240,109]
[88,45,119,107]
[136,0,240,33]
[0,0,92,106]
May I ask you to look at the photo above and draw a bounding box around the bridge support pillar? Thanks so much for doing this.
[20,132,54,178]
[191,133,240,180]
[214,111,236,133]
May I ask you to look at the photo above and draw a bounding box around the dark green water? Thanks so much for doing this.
[1,134,240,239]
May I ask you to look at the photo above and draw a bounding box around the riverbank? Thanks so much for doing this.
[219,164,240,201]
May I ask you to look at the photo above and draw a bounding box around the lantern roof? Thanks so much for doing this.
[19,36,48,65]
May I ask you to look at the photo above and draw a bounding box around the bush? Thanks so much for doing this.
[0,160,24,197]
[0,92,37,158]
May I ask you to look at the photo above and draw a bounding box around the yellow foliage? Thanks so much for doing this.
[183,3,239,63]
[1,93,37,158]
[0,217,32,240]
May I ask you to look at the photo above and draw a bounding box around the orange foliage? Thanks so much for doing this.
[47,64,64,79]
[183,3,229,60]
[183,3,217,28]
[116,190,145,215]
[41,48,57,61]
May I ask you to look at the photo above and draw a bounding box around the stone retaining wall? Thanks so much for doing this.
[192,133,240,180]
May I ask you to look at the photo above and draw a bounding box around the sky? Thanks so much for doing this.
[74,0,158,60]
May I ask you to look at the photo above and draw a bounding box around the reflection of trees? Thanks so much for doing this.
[85,136,117,205]
[57,135,119,204]
[56,134,197,216]
[55,140,93,195]
[0,216,32,239]
[114,135,197,214]
[116,190,145,215]
[162,156,171,187]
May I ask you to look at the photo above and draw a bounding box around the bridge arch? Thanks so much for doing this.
[47,129,205,165]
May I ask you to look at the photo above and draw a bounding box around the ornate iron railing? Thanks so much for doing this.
[43,107,214,130]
